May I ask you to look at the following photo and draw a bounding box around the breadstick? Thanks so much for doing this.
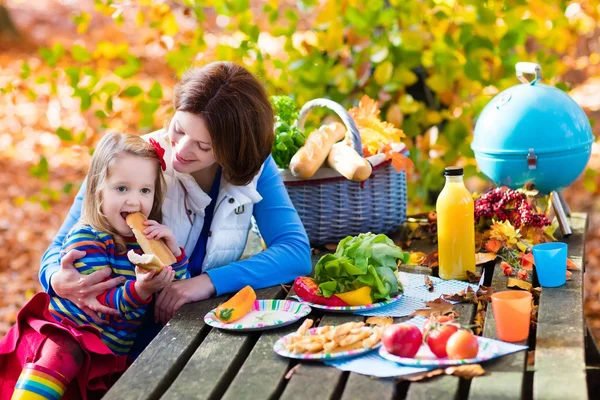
[289,122,346,179]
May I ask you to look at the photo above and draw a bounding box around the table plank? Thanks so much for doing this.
[221,286,315,400]
[340,373,396,400]
[280,313,360,400]
[534,212,588,400]
[468,258,528,400]
[104,294,227,400]
[160,286,285,400]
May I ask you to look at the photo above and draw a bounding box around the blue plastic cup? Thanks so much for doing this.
[531,242,568,287]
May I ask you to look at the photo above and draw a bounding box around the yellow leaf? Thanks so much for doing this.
[475,252,497,265]
[489,220,521,248]
[374,61,393,85]
[395,68,418,86]
[507,278,532,291]
[401,31,425,51]
[160,13,179,37]
[408,252,427,265]
[316,0,339,25]
[322,19,344,53]
[426,74,451,94]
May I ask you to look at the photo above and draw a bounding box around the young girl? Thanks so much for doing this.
[0,132,189,399]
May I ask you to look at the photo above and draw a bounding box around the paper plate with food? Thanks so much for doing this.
[204,286,311,332]
[378,316,521,366]
[294,233,410,313]
[273,319,383,360]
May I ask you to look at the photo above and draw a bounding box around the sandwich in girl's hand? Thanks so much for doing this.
[126,212,177,272]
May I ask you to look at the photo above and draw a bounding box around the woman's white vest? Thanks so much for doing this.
[144,130,263,271]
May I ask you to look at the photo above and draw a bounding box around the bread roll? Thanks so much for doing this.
[289,122,346,179]
[327,142,372,182]
[125,212,176,272]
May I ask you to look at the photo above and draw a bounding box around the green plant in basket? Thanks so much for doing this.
[270,95,306,169]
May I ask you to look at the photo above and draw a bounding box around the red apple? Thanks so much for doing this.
[382,323,422,358]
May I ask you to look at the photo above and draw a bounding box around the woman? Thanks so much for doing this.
[39,62,312,356]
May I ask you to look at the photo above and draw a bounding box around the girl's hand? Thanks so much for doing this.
[154,274,216,324]
[134,266,175,300]
[51,250,125,324]
[142,220,182,257]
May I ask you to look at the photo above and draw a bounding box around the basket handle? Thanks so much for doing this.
[296,98,364,158]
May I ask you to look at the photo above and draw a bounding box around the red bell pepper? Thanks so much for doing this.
[293,276,349,306]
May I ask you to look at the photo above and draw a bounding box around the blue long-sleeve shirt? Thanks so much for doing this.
[40,155,312,296]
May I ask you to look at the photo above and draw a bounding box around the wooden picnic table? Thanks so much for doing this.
[104,213,592,400]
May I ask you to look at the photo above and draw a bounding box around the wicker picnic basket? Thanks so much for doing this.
[281,98,408,246]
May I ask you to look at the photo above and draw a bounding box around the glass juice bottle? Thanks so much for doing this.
[436,167,476,280]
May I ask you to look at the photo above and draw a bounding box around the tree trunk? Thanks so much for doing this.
[0,4,19,37]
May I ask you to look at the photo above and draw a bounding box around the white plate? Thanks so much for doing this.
[274,326,381,361]
[296,293,403,313]
[379,336,504,366]
[204,299,311,332]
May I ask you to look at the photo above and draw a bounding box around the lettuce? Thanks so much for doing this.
[314,233,410,301]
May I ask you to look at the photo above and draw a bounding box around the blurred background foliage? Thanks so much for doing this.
[0,0,599,336]
[3,0,599,209]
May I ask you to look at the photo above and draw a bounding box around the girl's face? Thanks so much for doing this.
[168,111,217,174]
[101,153,157,236]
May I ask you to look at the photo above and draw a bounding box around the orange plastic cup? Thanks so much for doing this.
[491,291,532,342]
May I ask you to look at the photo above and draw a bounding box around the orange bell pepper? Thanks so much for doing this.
[215,285,256,323]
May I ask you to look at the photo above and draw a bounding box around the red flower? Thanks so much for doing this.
[149,138,166,171]
[517,269,528,280]
[501,261,513,276]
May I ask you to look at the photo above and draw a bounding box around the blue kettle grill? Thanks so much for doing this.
[472,62,594,235]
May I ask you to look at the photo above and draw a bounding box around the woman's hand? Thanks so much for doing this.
[154,274,216,324]
[143,220,182,257]
[50,249,126,324]
[134,265,175,300]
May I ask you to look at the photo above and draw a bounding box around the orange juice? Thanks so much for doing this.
[436,167,476,280]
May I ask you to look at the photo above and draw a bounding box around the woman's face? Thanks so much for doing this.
[168,111,217,174]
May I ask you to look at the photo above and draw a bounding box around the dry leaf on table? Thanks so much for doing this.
[423,251,439,268]
[467,270,482,283]
[475,252,497,265]
[445,364,485,379]
[442,286,477,304]
[366,316,393,327]
[424,276,434,292]
[402,369,444,382]
[507,277,532,291]
[476,286,494,304]
[411,298,455,318]
[473,305,485,335]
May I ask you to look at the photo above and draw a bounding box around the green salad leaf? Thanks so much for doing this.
[269,95,305,169]
[314,233,410,301]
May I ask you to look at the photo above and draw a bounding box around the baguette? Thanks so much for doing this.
[289,122,346,179]
[327,141,372,182]
[125,212,176,272]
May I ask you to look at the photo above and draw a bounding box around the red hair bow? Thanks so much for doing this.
[149,138,166,171]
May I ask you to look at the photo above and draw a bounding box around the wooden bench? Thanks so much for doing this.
[105,213,592,399]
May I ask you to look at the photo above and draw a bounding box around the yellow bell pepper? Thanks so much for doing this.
[335,286,372,306]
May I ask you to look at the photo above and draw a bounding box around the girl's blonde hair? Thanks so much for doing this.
[81,132,166,241]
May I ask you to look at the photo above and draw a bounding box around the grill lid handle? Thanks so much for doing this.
[516,62,542,85]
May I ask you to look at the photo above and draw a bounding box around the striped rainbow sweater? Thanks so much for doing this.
[49,224,189,355]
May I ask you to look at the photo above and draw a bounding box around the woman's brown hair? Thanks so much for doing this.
[173,62,274,186]
[81,132,166,243]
